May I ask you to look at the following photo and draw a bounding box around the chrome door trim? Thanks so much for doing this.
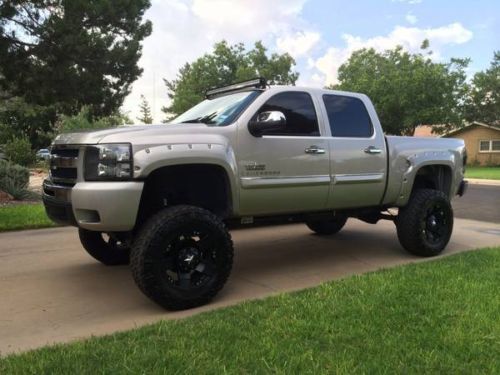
[333,173,384,185]
[241,175,331,189]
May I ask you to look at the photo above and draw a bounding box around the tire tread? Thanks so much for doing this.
[396,188,453,257]
[130,205,233,310]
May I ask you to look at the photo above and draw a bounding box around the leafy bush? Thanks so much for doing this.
[0,159,37,200]
[56,106,131,133]
[4,136,36,166]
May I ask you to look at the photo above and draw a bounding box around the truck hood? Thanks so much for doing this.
[53,123,212,145]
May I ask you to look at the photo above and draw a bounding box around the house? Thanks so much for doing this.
[413,125,436,137]
[413,124,450,138]
[443,122,500,166]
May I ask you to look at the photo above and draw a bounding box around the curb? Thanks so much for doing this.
[466,178,500,186]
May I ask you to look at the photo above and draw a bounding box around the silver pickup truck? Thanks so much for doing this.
[43,78,467,310]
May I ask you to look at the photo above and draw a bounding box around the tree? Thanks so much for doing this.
[332,42,469,135]
[137,94,153,124]
[0,96,55,148]
[163,41,299,119]
[0,0,152,145]
[465,51,499,126]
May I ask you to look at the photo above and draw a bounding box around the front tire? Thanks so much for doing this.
[130,205,233,310]
[78,229,130,265]
[306,217,347,235]
[396,189,453,257]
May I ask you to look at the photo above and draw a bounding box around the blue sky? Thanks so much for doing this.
[302,0,497,72]
[123,0,499,122]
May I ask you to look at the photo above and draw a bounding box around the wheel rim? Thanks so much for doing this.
[422,202,449,246]
[159,226,218,290]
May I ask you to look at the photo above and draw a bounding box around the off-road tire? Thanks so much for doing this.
[306,217,347,235]
[396,189,453,257]
[130,205,233,310]
[78,229,130,265]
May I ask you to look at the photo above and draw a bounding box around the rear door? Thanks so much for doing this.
[322,94,387,209]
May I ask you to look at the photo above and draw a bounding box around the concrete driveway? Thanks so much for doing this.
[1,217,499,355]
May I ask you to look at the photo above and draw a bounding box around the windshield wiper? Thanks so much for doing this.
[180,118,204,123]
[179,112,218,125]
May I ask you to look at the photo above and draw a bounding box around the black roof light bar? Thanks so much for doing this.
[205,77,267,99]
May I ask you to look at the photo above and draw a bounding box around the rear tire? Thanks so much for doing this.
[78,229,130,265]
[130,205,233,310]
[396,189,453,257]
[306,217,347,235]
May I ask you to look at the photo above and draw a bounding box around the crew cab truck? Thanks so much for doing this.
[43,78,467,310]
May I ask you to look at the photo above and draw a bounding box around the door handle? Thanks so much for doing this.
[364,146,382,154]
[305,145,325,154]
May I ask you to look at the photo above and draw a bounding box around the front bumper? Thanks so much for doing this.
[43,190,77,226]
[43,179,144,231]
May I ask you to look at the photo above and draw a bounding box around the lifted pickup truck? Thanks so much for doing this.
[43,78,467,310]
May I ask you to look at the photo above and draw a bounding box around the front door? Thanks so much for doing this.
[237,91,330,216]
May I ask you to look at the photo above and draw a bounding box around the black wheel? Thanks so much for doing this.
[130,205,233,310]
[396,189,453,257]
[306,217,347,235]
[78,229,130,265]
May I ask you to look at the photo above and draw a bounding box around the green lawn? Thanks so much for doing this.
[465,166,500,180]
[0,203,55,232]
[1,248,499,374]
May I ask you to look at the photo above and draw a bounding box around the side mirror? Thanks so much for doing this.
[248,111,286,137]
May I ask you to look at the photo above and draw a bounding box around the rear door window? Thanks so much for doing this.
[323,95,373,137]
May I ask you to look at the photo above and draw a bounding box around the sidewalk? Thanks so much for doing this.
[466,178,500,186]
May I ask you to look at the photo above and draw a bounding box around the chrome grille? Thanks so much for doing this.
[50,146,79,186]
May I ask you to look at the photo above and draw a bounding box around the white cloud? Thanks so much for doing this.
[393,0,423,4]
[122,0,310,122]
[123,1,474,122]
[312,22,473,86]
[405,13,418,24]
[191,0,306,37]
[276,31,321,58]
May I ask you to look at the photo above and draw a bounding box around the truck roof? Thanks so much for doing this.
[206,77,368,101]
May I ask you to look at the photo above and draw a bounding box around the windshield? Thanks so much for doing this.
[171,90,261,126]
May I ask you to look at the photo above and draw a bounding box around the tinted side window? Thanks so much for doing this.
[323,95,373,137]
[257,92,319,136]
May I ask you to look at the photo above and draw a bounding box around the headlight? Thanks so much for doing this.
[84,143,133,180]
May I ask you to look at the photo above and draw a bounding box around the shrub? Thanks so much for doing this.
[4,136,36,167]
[0,159,29,189]
[0,178,39,200]
[0,159,37,200]
[56,106,131,133]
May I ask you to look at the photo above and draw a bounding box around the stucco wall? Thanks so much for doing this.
[445,125,500,166]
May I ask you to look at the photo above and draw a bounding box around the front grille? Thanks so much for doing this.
[50,146,80,186]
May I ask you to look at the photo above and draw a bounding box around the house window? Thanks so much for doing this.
[479,140,490,152]
[479,139,500,153]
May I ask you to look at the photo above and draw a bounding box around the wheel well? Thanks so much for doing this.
[136,164,232,226]
[412,165,452,196]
